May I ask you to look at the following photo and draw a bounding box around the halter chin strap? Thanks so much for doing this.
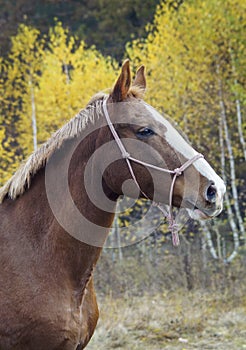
[102,98,204,246]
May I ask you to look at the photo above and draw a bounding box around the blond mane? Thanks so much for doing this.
[0,93,107,203]
[0,86,145,203]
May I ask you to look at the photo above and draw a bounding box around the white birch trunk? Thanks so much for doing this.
[217,65,245,242]
[229,47,246,160]
[235,98,246,161]
[201,232,208,287]
[29,78,37,151]
[105,229,116,262]
[114,200,123,261]
[200,221,218,260]
[63,61,70,84]
[224,192,239,262]
[218,88,240,262]
[214,226,222,260]
[115,215,123,261]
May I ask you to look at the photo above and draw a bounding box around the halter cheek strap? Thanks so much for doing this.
[102,98,204,246]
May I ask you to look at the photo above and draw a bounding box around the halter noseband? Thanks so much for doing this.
[102,98,203,246]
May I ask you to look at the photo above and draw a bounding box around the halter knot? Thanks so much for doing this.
[168,221,179,231]
[122,151,130,159]
[173,168,183,176]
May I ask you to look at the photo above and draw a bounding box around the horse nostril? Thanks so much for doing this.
[206,184,217,203]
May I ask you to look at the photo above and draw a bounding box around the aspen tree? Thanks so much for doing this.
[127,0,245,256]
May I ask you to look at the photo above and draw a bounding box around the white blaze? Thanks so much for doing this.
[145,103,226,197]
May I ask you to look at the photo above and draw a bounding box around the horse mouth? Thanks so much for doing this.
[191,208,211,220]
[187,206,222,221]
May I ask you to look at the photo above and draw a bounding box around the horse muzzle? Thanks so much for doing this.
[187,180,225,221]
[189,205,223,220]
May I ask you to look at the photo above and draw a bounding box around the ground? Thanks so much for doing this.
[86,290,246,350]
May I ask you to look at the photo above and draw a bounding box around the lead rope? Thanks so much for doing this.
[102,98,203,246]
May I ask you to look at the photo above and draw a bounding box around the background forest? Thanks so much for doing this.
[0,0,246,348]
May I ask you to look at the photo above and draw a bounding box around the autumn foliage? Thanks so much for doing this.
[0,0,245,261]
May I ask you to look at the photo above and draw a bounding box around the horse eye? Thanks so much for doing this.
[136,127,155,138]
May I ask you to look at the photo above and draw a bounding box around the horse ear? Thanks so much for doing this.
[132,65,146,91]
[111,59,131,102]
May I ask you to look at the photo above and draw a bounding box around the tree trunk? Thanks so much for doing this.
[229,47,246,160]
[183,244,193,290]
[115,215,123,261]
[63,61,70,84]
[29,78,37,151]
[218,87,240,262]
[217,64,245,242]
[200,221,218,259]
[235,98,246,161]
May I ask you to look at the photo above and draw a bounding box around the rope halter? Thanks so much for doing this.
[102,98,204,246]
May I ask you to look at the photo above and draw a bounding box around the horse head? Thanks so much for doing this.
[98,60,225,222]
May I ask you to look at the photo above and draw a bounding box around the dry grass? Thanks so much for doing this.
[86,289,246,350]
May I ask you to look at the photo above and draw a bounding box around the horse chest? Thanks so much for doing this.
[36,292,89,350]
[44,288,95,350]
[0,291,89,350]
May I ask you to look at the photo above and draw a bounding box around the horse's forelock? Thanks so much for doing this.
[87,86,144,107]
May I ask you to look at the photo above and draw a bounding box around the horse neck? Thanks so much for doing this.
[12,125,117,294]
[52,127,118,280]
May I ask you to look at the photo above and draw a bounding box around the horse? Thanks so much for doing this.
[0,60,225,349]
